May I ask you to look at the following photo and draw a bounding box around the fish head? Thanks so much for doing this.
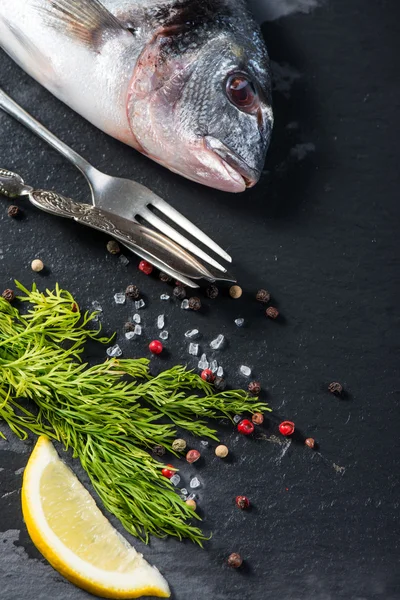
[129,27,273,192]
[185,34,273,192]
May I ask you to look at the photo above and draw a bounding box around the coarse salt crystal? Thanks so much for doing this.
[185,329,199,339]
[210,359,218,373]
[106,344,122,358]
[210,334,225,350]
[189,343,199,356]
[181,299,189,310]
[114,293,126,305]
[189,477,201,489]
[239,365,251,377]
[119,255,129,266]
[170,474,181,486]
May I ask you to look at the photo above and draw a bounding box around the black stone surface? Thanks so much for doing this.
[1,1,399,599]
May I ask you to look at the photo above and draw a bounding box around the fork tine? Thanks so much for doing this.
[150,197,232,263]
[141,209,228,273]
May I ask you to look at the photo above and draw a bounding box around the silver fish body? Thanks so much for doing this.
[0,0,273,192]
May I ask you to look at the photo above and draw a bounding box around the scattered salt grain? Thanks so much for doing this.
[200,441,209,448]
[198,354,209,369]
[210,334,225,350]
[189,343,199,356]
[114,293,126,305]
[217,366,224,377]
[180,488,188,496]
[160,294,170,301]
[170,474,181,486]
[239,365,252,377]
[134,324,142,336]
[119,255,129,266]
[187,493,197,500]
[106,344,122,358]
[181,299,189,310]
[135,299,145,310]
[133,313,141,324]
[91,301,103,312]
[157,314,165,329]
[125,331,135,340]
[233,415,242,424]
[235,318,245,327]
[210,359,218,373]
[185,329,199,339]
[159,330,169,340]
[190,477,201,489]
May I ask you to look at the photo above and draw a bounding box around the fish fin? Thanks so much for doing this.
[37,0,133,48]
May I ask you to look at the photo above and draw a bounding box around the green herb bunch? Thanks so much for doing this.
[0,282,270,545]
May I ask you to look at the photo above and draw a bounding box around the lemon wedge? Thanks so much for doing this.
[21,436,170,599]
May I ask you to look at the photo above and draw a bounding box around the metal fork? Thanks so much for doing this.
[0,88,233,287]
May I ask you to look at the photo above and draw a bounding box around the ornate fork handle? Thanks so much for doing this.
[30,190,214,279]
[29,189,142,245]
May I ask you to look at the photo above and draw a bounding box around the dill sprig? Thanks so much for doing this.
[0,282,270,544]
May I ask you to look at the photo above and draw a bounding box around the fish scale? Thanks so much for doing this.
[0,0,273,193]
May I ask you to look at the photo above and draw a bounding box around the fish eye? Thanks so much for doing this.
[226,74,258,112]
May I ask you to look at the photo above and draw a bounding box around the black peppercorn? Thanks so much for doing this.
[173,286,186,300]
[152,445,166,457]
[159,272,172,283]
[214,376,226,391]
[7,205,20,218]
[106,240,120,254]
[206,285,219,299]
[227,553,243,568]
[266,306,279,319]
[125,284,140,300]
[188,297,201,311]
[2,289,15,302]
[248,381,261,396]
[256,289,271,303]
[328,382,343,396]
[124,322,135,332]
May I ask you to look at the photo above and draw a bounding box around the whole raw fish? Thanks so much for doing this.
[0,0,273,192]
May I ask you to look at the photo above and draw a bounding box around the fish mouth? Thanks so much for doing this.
[205,136,260,190]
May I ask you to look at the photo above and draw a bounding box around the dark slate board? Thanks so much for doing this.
[1,1,399,599]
